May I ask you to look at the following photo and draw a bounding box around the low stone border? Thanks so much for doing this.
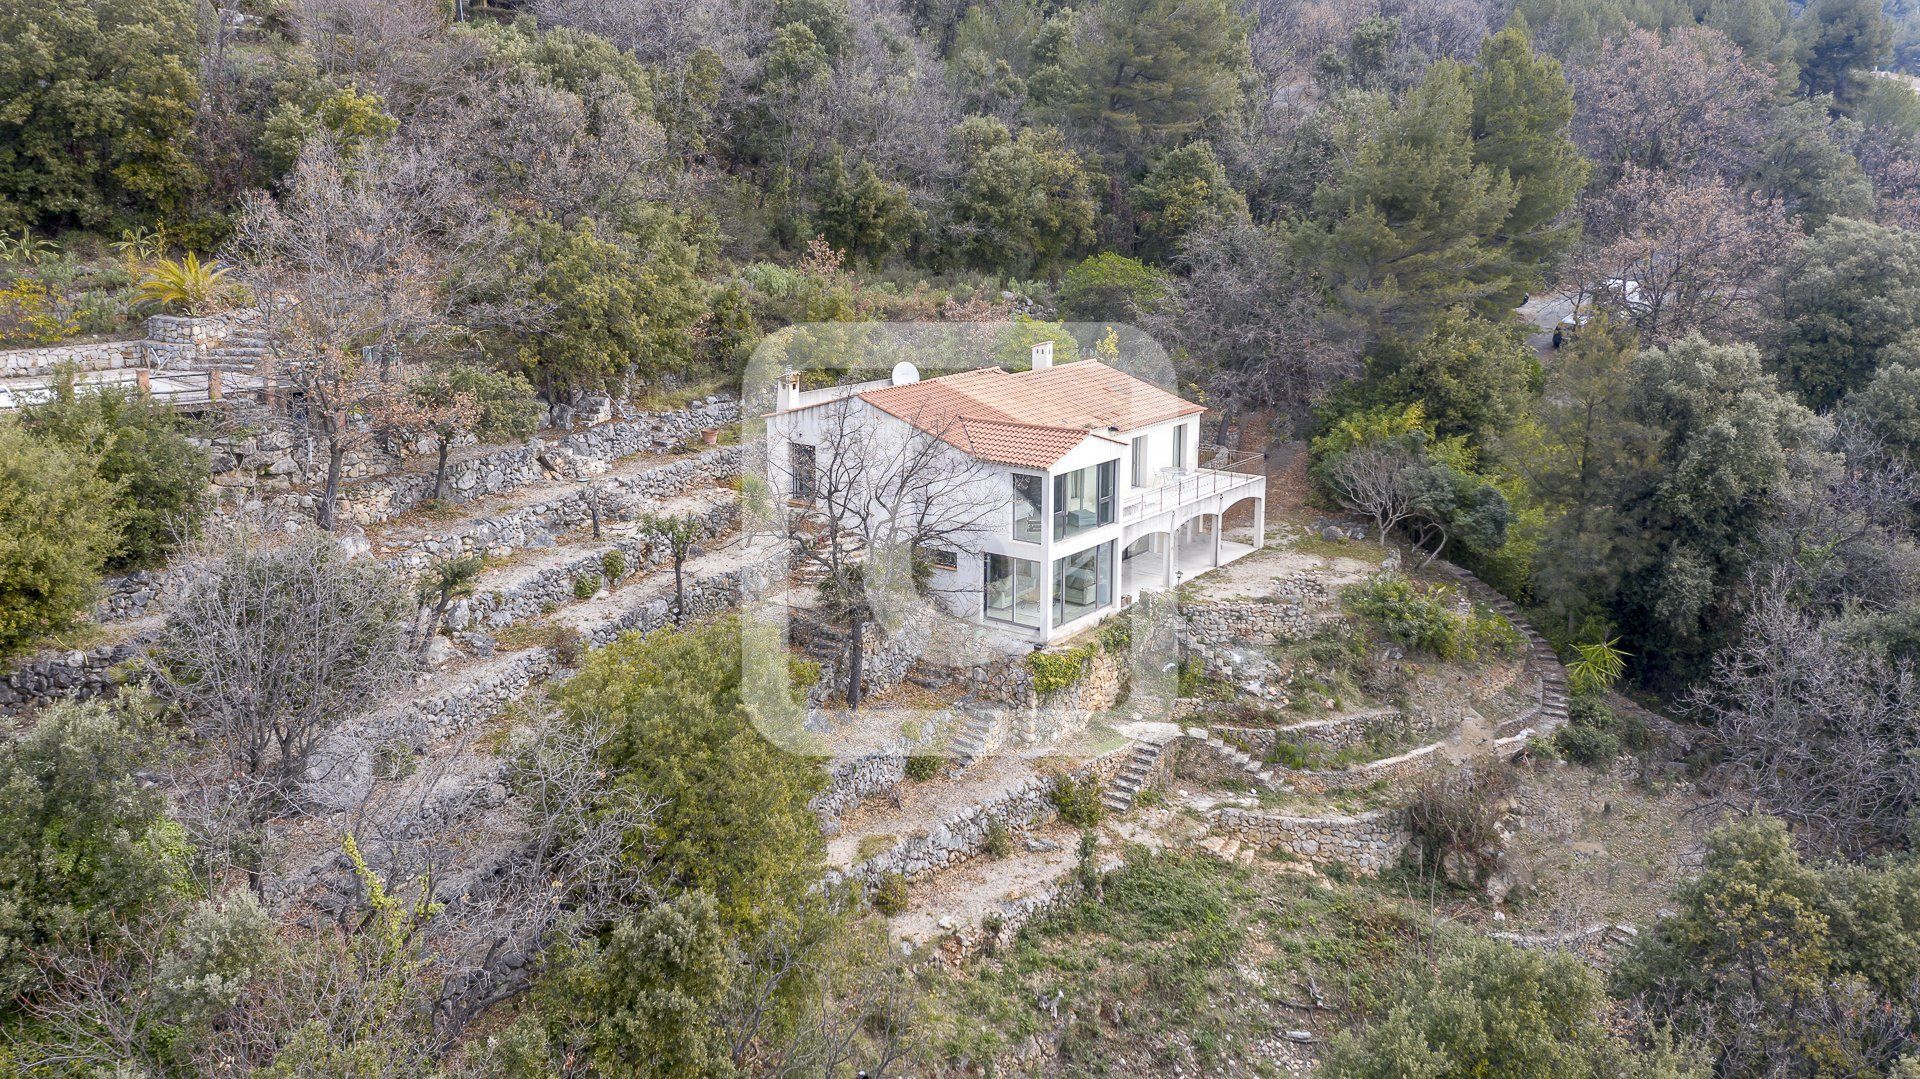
[1212,806,1411,876]
[0,633,150,711]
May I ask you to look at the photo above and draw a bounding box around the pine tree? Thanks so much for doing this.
[1468,25,1588,309]
[1064,0,1251,168]
[1294,62,1519,342]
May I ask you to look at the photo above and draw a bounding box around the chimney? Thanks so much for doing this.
[776,369,802,412]
[1030,340,1054,372]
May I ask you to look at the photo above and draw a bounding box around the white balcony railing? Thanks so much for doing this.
[1121,450,1266,521]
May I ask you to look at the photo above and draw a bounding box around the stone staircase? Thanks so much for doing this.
[1199,733,1290,788]
[204,325,271,368]
[1102,738,1170,813]
[1195,832,1256,866]
[947,700,1003,770]
[1438,564,1571,736]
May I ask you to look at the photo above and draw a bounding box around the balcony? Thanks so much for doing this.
[1120,451,1266,522]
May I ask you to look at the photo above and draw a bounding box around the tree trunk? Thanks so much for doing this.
[845,616,865,712]
[433,438,452,503]
[319,439,345,530]
[1213,399,1237,449]
[672,556,686,625]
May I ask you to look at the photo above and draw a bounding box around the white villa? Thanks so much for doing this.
[769,343,1267,644]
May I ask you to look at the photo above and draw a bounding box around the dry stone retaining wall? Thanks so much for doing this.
[378,449,739,574]
[1,311,261,378]
[1213,806,1411,875]
[1177,576,1339,645]
[442,502,737,635]
[830,751,1127,894]
[298,399,738,526]
[0,634,149,711]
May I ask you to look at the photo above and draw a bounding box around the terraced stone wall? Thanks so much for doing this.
[1213,807,1411,875]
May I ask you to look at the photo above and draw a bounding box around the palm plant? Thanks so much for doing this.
[0,228,58,266]
[109,225,169,264]
[137,252,232,315]
[1567,637,1629,696]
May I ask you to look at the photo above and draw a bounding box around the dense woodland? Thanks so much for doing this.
[5,0,1920,1075]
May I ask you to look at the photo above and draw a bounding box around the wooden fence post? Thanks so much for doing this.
[206,368,223,401]
[135,368,150,395]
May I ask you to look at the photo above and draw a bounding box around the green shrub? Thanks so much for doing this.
[984,817,1013,859]
[1049,771,1106,827]
[1341,574,1523,662]
[872,872,910,916]
[572,573,602,600]
[903,754,940,782]
[0,697,192,1000]
[1323,938,1689,1077]
[600,549,626,582]
[1553,722,1619,770]
[0,422,121,656]
[1026,644,1095,695]
[20,376,210,571]
[1343,574,1455,654]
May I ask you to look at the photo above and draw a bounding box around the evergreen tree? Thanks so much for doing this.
[1768,217,1920,410]
[0,422,120,657]
[1063,0,1251,168]
[0,0,201,230]
[1468,26,1588,309]
[814,156,920,266]
[1130,140,1247,261]
[1797,0,1893,108]
[557,616,824,938]
[1368,309,1538,450]
[943,118,1098,280]
[1294,62,1519,342]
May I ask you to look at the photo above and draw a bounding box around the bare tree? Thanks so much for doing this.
[775,397,996,710]
[153,519,412,895]
[422,76,673,229]
[1323,439,1422,542]
[1570,26,1775,191]
[1566,166,1791,346]
[1692,579,1920,860]
[425,712,661,1042]
[1140,220,1360,440]
[229,140,515,530]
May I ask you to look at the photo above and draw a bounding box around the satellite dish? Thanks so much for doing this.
[890,361,920,386]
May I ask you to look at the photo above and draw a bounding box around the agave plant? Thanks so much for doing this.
[1567,637,1629,696]
[137,252,232,315]
[0,227,58,266]
[109,225,169,264]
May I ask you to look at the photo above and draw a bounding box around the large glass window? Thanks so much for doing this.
[1052,542,1114,626]
[1171,425,1186,470]
[984,554,1041,627]
[1012,473,1042,543]
[1130,436,1148,487]
[1052,460,1117,540]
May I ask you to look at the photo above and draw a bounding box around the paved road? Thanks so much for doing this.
[1516,293,1574,359]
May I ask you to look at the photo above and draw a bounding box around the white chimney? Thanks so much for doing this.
[1031,340,1054,371]
[776,369,802,411]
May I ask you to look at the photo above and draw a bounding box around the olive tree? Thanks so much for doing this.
[153,520,411,895]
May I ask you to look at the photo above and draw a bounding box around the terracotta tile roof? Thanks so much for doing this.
[855,360,1202,469]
